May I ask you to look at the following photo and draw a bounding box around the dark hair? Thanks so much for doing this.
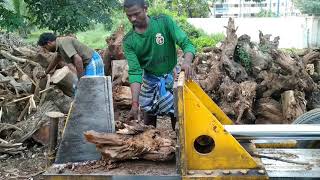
[123,0,147,8]
[37,33,57,46]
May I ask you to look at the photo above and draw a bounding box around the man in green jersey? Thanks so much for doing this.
[123,0,196,129]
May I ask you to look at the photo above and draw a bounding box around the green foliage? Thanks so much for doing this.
[148,1,201,39]
[236,47,252,73]
[24,0,121,34]
[171,0,211,18]
[0,0,24,32]
[293,0,320,15]
[191,34,224,51]
[257,9,276,17]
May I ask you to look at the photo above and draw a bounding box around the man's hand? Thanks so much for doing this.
[128,102,139,121]
[181,52,194,80]
[181,61,193,80]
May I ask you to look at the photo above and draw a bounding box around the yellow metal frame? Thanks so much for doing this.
[176,73,267,179]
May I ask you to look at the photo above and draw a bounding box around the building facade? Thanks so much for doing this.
[210,0,300,18]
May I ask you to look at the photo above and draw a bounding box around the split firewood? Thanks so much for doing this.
[0,73,31,94]
[10,101,59,143]
[0,50,39,66]
[12,46,37,60]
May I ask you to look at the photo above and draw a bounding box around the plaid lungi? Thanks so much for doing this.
[139,72,174,116]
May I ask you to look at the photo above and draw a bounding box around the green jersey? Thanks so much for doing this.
[123,14,196,83]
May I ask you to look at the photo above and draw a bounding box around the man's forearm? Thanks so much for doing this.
[73,54,84,78]
[45,56,61,74]
[130,82,141,106]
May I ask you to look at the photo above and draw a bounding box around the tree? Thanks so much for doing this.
[294,0,320,15]
[171,0,211,18]
[0,0,24,32]
[24,0,120,34]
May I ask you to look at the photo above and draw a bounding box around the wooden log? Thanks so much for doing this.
[0,50,39,66]
[234,81,257,124]
[111,60,129,86]
[85,128,175,162]
[12,46,37,59]
[281,90,307,124]
[255,98,285,124]
[10,101,59,143]
[51,66,78,97]
[220,18,248,82]
[113,86,131,107]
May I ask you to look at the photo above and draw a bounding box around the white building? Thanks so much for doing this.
[210,0,300,18]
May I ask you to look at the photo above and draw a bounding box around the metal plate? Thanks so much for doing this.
[257,149,320,178]
[55,76,115,163]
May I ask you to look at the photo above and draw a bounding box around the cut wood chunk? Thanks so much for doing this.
[281,90,307,124]
[51,66,78,97]
[111,60,129,86]
[113,86,131,106]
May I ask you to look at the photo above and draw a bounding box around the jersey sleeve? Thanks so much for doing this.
[165,15,196,56]
[123,39,143,83]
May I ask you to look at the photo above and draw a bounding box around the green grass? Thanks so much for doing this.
[76,24,111,49]
[191,33,225,51]
[24,24,111,49]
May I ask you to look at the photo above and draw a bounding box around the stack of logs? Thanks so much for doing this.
[0,33,73,158]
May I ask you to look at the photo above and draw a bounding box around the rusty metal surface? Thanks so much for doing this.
[257,149,320,178]
[44,160,178,178]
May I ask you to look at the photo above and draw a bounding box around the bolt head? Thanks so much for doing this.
[240,170,248,175]
[222,170,231,175]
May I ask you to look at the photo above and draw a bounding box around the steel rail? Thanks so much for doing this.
[224,124,320,140]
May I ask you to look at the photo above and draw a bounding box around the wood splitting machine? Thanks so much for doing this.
[44,74,320,180]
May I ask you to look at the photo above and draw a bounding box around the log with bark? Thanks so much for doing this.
[281,90,307,124]
[50,66,78,97]
[85,121,175,162]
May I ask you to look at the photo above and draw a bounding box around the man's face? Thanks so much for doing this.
[125,5,147,28]
[43,41,56,52]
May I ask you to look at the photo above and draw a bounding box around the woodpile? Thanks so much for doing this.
[194,18,318,124]
[110,18,320,125]
[0,33,72,157]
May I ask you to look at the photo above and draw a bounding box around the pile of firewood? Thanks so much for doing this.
[194,18,320,124]
[0,33,72,157]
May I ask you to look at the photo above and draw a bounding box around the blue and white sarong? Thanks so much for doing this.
[139,72,175,116]
[84,51,105,76]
